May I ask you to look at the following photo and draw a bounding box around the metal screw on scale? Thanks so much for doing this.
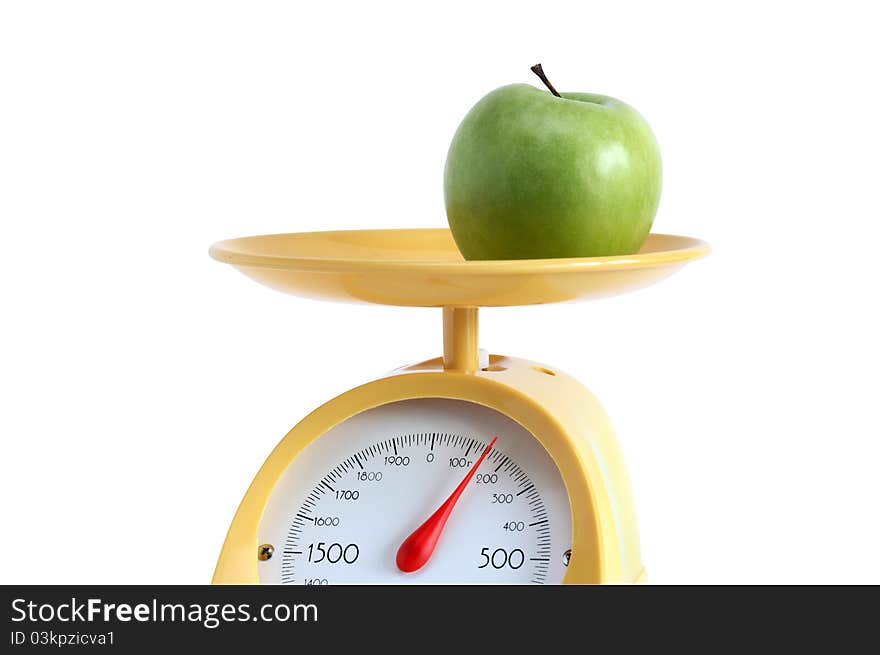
[258,544,275,561]
[563,549,571,567]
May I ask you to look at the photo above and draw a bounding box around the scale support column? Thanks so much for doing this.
[442,307,479,372]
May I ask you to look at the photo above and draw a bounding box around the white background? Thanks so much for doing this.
[1,1,878,584]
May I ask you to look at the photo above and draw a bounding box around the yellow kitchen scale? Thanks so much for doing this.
[209,227,708,584]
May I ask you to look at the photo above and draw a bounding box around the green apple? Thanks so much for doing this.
[444,65,662,259]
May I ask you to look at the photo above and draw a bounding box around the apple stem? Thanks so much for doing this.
[530,63,561,97]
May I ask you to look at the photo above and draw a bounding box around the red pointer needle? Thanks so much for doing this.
[396,437,497,573]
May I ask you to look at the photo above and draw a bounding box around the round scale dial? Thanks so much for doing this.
[257,399,573,584]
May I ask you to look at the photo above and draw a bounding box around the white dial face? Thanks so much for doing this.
[258,399,572,584]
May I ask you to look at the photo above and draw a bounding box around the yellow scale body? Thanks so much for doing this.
[209,228,708,584]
